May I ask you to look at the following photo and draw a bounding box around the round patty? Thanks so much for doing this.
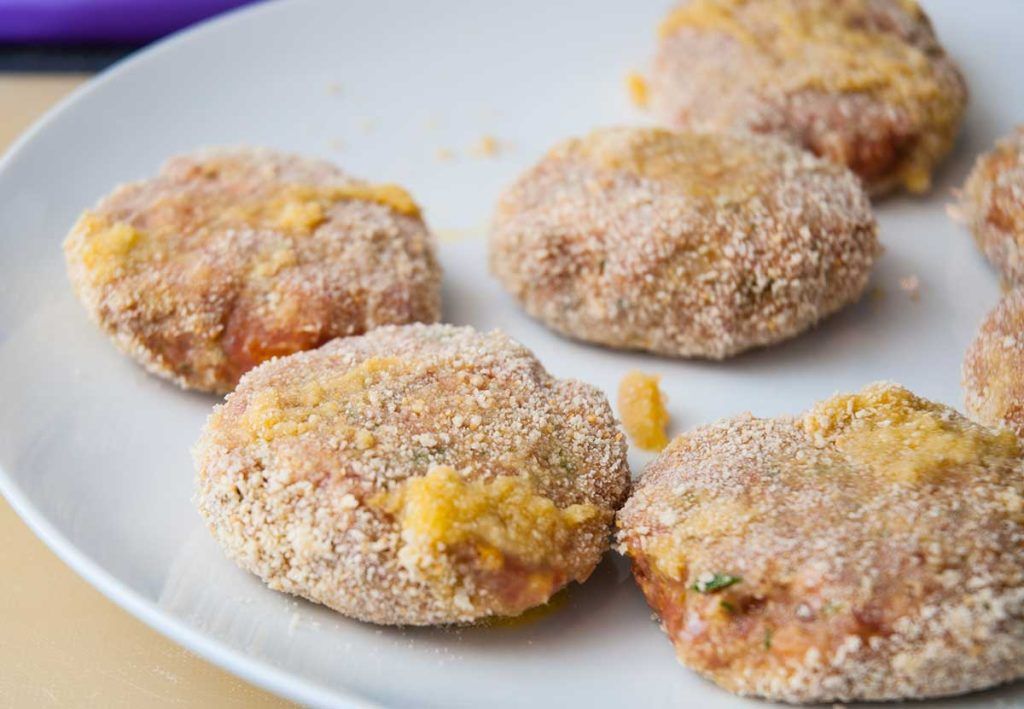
[489,126,879,359]
[958,126,1024,285]
[963,288,1024,436]
[649,0,968,196]
[63,147,441,394]
[194,324,631,625]
[617,382,1024,702]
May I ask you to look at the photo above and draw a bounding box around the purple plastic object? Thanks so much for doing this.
[0,0,256,43]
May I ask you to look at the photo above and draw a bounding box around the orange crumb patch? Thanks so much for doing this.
[657,0,957,193]
[803,383,1020,485]
[659,0,756,42]
[70,212,145,284]
[374,465,599,571]
[275,198,326,233]
[277,183,421,226]
[626,72,649,108]
[220,182,422,237]
[251,246,298,278]
[658,0,932,96]
[618,371,670,451]
[241,356,403,442]
[559,128,771,203]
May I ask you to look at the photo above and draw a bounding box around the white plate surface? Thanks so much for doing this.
[1,1,1023,706]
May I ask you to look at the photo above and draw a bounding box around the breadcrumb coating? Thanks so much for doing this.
[63,147,441,394]
[959,126,1024,285]
[618,382,1024,702]
[963,288,1024,437]
[194,324,630,625]
[650,0,967,195]
[489,126,879,359]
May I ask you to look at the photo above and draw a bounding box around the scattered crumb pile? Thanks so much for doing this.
[618,371,670,451]
[626,72,649,107]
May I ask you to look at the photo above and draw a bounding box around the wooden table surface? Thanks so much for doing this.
[0,73,291,709]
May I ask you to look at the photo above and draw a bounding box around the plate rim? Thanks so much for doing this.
[4,1,1023,706]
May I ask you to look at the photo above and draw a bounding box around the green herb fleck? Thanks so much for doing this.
[555,449,575,474]
[823,600,843,616]
[719,600,736,614]
[763,628,774,650]
[691,573,742,593]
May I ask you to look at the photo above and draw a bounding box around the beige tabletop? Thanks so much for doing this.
[0,73,290,709]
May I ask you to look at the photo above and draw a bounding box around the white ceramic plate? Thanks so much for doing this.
[2,1,1023,706]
